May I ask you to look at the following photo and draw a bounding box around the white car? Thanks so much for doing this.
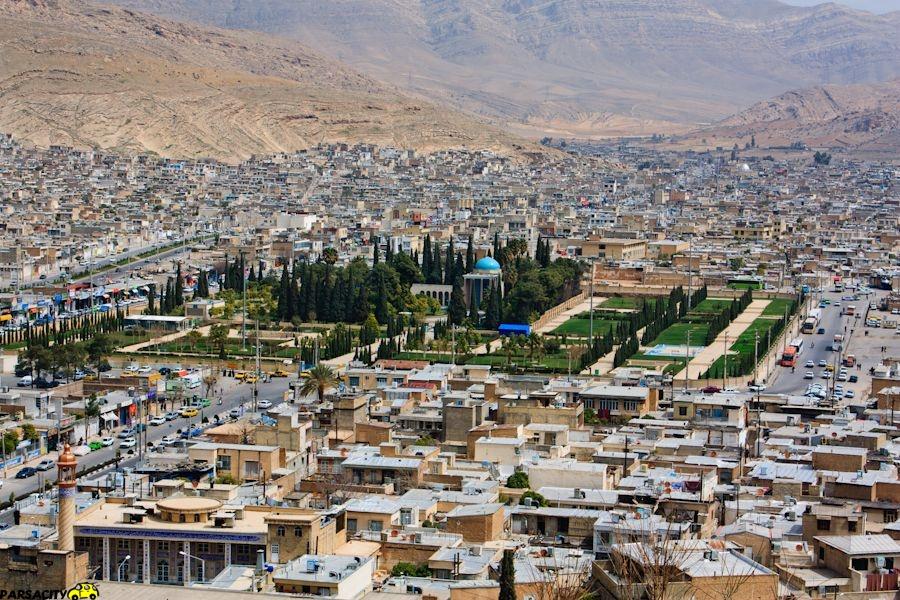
[821,371,832,379]
[119,437,137,448]
[748,384,767,392]
[160,435,177,446]
[149,416,167,426]
[137,366,152,374]
[845,390,855,398]
[804,371,814,379]
[36,459,56,471]
[257,400,273,409]
[804,360,815,368]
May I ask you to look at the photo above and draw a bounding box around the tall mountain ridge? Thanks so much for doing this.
[0,0,536,161]
[102,0,900,138]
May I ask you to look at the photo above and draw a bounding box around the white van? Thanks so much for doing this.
[17,375,33,387]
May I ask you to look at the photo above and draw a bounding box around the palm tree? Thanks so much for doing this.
[298,364,339,402]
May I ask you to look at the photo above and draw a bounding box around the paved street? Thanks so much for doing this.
[0,370,297,505]
[765,287,880,398]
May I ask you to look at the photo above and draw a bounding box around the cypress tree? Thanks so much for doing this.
[373,238,380,265]
[448,277,467,325]
[443,237,455,285]
[498,549,516,600]
[174,262,183,308]
[422,234,432,276]
[465,236,475,273]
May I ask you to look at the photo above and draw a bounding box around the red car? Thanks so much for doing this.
[701,386,721,394]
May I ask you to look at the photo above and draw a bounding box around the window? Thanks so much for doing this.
[349,377,360,387]
[294,526,303,537]
[179,514,186,523]
[818,547,825,561]
[678,406,688,416]
[885,510,898,524]
[196,542,210,553]
[368,520,383,532]
[157,541,169,552]
[270,544,280,561]
[852,558,868,571]
[276,526,286,537]
[156,560,169,582]
[347,519,357,533]
[217,455,232,471]
[117,539,129,550]
[817,519,830,531]
[848,521,857,532]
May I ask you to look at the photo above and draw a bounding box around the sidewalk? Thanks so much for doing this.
[676,299,772,381]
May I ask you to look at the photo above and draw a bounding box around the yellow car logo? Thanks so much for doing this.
[67,583,99,600]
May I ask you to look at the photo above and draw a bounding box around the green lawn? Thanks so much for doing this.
[599,297,641,310]
[703,316,784,377]
[728,282,761,290]
[647,322,709,346]
[689,298,733,314]
[151,338,297,358]
[760,297,795,317]
[552,318,616,337]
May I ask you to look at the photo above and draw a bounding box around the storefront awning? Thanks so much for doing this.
[101,413,118,423]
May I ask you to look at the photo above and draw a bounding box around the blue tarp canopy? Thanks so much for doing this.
[498,323,531,336]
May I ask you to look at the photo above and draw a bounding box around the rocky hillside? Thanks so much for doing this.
[0,0,534,161]
[103,0,900,137]
[678,80,900,152]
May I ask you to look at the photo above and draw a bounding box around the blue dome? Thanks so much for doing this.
[474,257,501,271]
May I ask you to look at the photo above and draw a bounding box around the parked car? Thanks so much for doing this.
[117,428,135,439]
[817,327,826,334]
[804,360,815,368]
[701,386,720,394]
[16,467,38,479]
[88,441,103,451]
[35,378,59,389]
[228,408,241,419]
[17,375,33,387]
[257,400,272,409]
[149,416,166,426]
[164,412,179,421]
[804,371,814,379]
[100,437,115,447]
[14,364,30,377]
[849,375,859,383]
[160,435,177,446]
[180,407,199,418]
[36,459,56,471]
[748,384,767,392]
[119,438,137,449]
[180,427,203,439]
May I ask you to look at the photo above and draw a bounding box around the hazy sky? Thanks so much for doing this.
[781,0,897,13]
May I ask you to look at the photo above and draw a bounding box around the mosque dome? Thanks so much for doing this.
[474,257,502,272]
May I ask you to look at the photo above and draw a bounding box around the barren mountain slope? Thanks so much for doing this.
[676,80,900,152]
[104,0,900,137]
[0,0,534,161]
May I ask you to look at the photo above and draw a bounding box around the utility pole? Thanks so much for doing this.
[684,329,691,393]
[755,330,762,457]
[687,235,693,310]
[451,324,456,365]
[589,256,595,348]
[723,333,729,389]
[254,316,260,412]
[240,249,247,350]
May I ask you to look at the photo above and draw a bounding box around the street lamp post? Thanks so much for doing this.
[179,550,206,583]
[117,555,131,582]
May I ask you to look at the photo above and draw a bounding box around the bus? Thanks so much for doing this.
[801,308,822,334]
[780,338,804,367]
